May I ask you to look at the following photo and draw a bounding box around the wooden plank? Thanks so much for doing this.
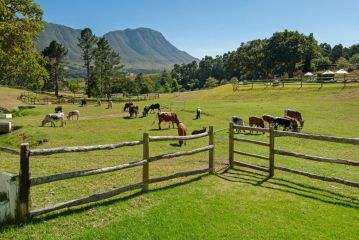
[208,126,215,173]
[30,140,143,156]
[0,146,20,155]
[148,145,214,162]
[233,150,269,160]
[233,137,270,146]
[149,132,209,142]
[143,133,149,192]
[269,127,275,177]
[229,123,234,168]
[274,166,359,188]
[30,159,147,186]
[274,130,359,145]
[233,161,269,172]
[18,143,30,221]
[149,168,209,184]
[233,125,270,133]
[29,182,144,218]
[274,149,359,166]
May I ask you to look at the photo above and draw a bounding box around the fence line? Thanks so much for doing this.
[1,126,215,221]
[229,123,359,188]
[0,146,20,155]
[30,141,143,156]
[30,159,147,186]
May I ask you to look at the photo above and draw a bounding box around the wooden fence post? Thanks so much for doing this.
[18,143,30,222]
[142,133,149,192]
[208,126,215,173]
[269,127,275,177]
[300,76,303,88]
[229,122,234,168]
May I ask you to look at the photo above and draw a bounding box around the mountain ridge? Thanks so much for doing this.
[34,22,198,73]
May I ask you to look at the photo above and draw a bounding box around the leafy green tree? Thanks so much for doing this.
[171,79,180,92]
[0,0,48,87]
[350,54,359,64]
[93,37,124,97]
[336,57,350,69]
[312,56,331,71]
[265,30,305,77]
[66,79,80,96]
[330,44,344,63]
[42,41,68,96]
[78,28,97,97]
[301,33,321,72]
[319,43,332,58]
[237,39,268,79]
[204,77,218,88]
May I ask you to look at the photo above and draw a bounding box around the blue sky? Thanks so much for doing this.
[35,0,359,58]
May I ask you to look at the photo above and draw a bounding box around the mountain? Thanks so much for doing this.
[35,22,198,73]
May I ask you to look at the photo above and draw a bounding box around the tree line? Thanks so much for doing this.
[1,1,359,95]
[170,31,359,91]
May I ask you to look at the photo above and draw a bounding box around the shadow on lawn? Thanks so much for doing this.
[10,176,203,227]
[218,167,359,209]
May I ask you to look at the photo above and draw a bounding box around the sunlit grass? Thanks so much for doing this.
[0,83,358,239]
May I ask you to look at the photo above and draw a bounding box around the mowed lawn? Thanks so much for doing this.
[0,83,358,239]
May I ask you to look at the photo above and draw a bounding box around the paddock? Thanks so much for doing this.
[0,83,358,238]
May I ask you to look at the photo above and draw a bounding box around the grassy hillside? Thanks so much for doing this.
[0,83,358,239]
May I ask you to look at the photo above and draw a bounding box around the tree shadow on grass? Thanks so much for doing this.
[218,166,359,209]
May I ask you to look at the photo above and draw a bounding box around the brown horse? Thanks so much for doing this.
[177,121,187,146]
[158,112,179,129]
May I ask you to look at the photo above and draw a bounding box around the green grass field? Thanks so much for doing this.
[0,83,358,239]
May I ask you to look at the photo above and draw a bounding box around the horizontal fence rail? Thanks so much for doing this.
[30,159,147,186]
[233,161,269,173]
[148,145,214,162]
[233,137,270,146]
[0,146,20,155]
[275,130,359,145]
[30,141,143,156]
[233,150,269,161]
[274,166,359,188]
[274,149,359,166]
[233,124,270,133]
[149,132,209,142]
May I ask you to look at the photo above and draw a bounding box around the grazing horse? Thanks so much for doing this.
[41,113,65,127]
[177,121,187,146]
[54,106,62,113]
[129,105,139,118]
[232,116,244,133]
[191,127,206,135]
[143,106,150,117]
[284,116,299,132]
[123,102,133,112]
[80,100,87,107]
[195,108,202,119]
[262,114,276,127]
[148,103,161,113]
[284,109,304,128]
[158,112,179,129]
[107,101,113,109]
[249,116,265,134]
[273,117,293,131]
[67,110,80,120]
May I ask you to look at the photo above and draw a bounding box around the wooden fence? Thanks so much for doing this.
[229,123,359,187]
[0,126,214,221]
